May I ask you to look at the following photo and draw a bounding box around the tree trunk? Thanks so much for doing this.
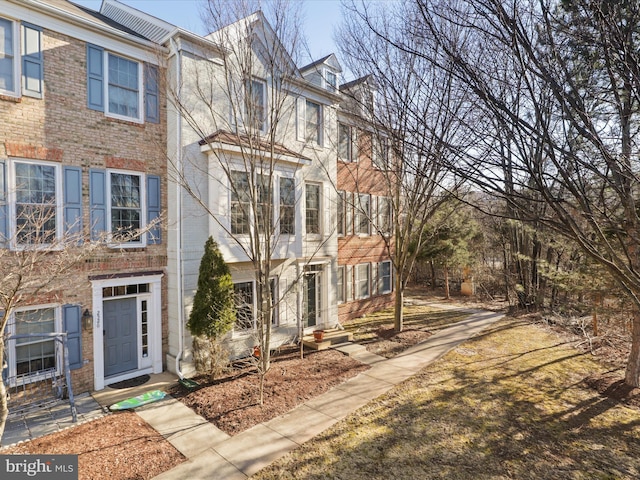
[430,260,436,290]
[394,274,404,333]
[444,265,450,299]
[502,243,511,304]
[259,370,265,405]
[591,293,603,338]
[625,311,640,387]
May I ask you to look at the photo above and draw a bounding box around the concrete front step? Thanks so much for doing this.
[302,328,353,350]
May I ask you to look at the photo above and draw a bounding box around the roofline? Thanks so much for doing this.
[101,0,175,34]
[300,53,343,74]
[160,27,228,55]
[198,130,313,166]
[339,74,374,92]
[100,0,225,53]
[289,77,343,103]
[9,0,166,52]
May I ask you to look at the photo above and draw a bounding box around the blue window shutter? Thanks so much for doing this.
[63,305,82,371]
[147,175,161,244]
[0,161,7,243]
[22,23,43,98]
[145,64,159,124]
[90,169,106,240]
[87,44,104,111]
[63,166,82,241]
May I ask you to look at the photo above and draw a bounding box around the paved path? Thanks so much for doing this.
[2,393,106,447]
[147,308,504,480]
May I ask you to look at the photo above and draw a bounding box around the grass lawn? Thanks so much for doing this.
[343,303,471,354]
[253,317,640,479]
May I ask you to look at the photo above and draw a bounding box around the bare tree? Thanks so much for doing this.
[406,0,640,386]
[336,1,468,331]
[168,0,336,403]
[0,207,107,443]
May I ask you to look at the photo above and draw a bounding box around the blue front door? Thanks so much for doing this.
[104,298,137,377]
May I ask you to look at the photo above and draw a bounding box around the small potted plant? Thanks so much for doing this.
[313,329,325,342]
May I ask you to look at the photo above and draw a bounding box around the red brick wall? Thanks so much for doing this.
[337,130,395,323]
[338,294,394,323]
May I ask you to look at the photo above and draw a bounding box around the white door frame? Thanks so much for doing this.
[299,260,330,332]
[90,273,163,391]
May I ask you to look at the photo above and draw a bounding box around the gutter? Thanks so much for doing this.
[169,36,185,380]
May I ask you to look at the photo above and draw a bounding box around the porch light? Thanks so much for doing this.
[82,309,93,330]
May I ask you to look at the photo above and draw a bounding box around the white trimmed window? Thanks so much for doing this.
[356,263,370,299]
[230,170,250,235]
[8,160,61,247]
[356,193,371,235]
[270,277,279,326]
[377,196,392,235]
[373,137,390,170]
[337,265,345,304]
[229,171,281,235]
[109,171,144,244]
[233,279,278,330]
[378,260,392,294]
[279,177,295,235]
[297,97,324,146]
[306,100,322,145]
[338,123,358,162]
[0,19,43,99]
[8,305,61,378]
[325,70,337,92]
[245,77,266,132]
[305,183,321,235]
[107,53,141,120]
[87,44,159,124]
[256,173,273,234]
[234,281,255,331]
[0,17,19,97]
[337,190,345,236]
[89,169,160,246]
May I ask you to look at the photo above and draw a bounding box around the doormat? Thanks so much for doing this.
[108,374,150,390]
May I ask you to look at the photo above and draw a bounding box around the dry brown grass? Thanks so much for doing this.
[253,317,640,480]
[343,303,471,358]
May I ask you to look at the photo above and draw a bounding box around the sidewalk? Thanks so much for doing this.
[2,393,106,447]
[146,308,504,480]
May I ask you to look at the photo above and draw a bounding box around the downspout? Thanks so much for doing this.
[169,36,185,380]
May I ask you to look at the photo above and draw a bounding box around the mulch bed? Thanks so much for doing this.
[169,345,370,436]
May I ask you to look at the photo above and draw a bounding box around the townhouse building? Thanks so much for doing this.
[335,76,395,322]
[98,1,341,371]
[0,0,167,393]
[0,0,393,401]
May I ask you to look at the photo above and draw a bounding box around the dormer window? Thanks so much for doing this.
[325,70,337,92]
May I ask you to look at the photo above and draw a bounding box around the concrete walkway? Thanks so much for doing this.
[2,393,106,447]
[147,308,504,480]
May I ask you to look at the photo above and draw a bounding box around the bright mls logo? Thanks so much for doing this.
[0,455,78,480]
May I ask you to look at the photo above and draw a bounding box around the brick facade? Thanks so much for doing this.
[337,129,394,323]
[0,15,167,394]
